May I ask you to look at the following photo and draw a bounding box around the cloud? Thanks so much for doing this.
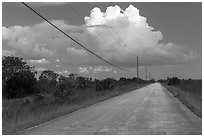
[28,2,66,6]
[2,20,87,60]
[93,66,113,73]
[57,70,70,75]
[79,67,90,74]
[2,50,15,56]
[67,47,87,56]
[35,67,46,71]
[84,5,199,66]
[78,66,114,75]
[55,64,60,67]
[2,4,199,72]
[56,59,60,62]
[33,45,53,57]
[28,58,50,64]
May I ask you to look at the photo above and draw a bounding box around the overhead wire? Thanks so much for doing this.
[67,4,128,59]
[87,3,142,74]
[86,3,130,59]
[86,3,146,78]
[21,2,129,71]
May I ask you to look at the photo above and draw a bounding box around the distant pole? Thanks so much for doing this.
[149,73,151,80]
[137,56,139,78]
[145,67,147,80]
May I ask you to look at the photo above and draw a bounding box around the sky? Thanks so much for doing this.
[2,2,202,80]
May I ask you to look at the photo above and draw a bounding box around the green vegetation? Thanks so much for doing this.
[2,56,151,134]
[159,78,202,118]
[2,56,37,99]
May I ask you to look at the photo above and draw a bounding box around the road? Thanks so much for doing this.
[22,83,202,135]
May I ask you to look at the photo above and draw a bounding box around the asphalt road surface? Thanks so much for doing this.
[22,83,202,135]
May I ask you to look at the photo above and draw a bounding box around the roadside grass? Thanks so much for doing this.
[2,82,149,134]
[161,80,202,118]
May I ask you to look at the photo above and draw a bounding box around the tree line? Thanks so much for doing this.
[2,56,150,101]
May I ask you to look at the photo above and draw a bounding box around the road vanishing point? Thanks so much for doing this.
[22,83,202,135]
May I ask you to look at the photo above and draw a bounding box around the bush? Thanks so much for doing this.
[5,71,37,99]
[95,78,115,91]
[2,56,37,99]
[37,70,59,94]
[168,77,180,85]
[54,75,75,101]
[33,94,44,103]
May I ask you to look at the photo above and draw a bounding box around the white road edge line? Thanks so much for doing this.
[21,84,152,134]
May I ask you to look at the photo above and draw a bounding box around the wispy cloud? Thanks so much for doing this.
[2,4,199,72]
[35,67,46,71]
[28,2,66,6]
[2,50,15,56]
[85,24,112,28]
[79,67,90,74]
[28,58,49,64]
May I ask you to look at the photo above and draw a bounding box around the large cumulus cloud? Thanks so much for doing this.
[2,5,199,73]
[84,5,199,67]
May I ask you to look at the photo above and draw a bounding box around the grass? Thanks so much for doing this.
[161,80,202,118]
[2,82,149,134]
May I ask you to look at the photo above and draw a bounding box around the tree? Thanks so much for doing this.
[5,71,37,98]
[76,76,93,89]
[119,77,129,85]
[68,73,78,87]
[95,79,103,91]
[54,75,75,101]
[37,70,59,94]
[168,77,180,85]
[39,70,59,83]
[69,73,78,80]
[2,56,37,99]
[3,56,35,82]
[95,78,115,91]
[76,76,86,89]
[102,78,115,90]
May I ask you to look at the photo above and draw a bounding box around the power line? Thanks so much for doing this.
[137,56,139,78]
[69,3,138,74]
[67,4,127,59]
[21,2,128,71]
[70,3,142,76]
[145,66,147,80]
[86,3,130,58]
[68,4,128,59]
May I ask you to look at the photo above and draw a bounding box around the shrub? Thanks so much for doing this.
[54,75,75,101]
[2,56,37,99]
[33,94,44,103]
[5,71,37,99]
[168,77,180,85]
[95,78,115,91]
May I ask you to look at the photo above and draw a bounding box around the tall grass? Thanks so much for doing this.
[162,80,202,118]
[2,82,148,134]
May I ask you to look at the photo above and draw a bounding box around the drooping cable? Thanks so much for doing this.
[21,2,129,71]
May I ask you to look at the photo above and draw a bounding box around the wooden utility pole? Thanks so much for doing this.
[145,66,147,80]
[137,56,139,78]
[149,72,151,80]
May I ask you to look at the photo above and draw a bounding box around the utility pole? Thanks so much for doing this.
[149,72,151,80]
[145,66,147,81]
[137,56,139,78]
